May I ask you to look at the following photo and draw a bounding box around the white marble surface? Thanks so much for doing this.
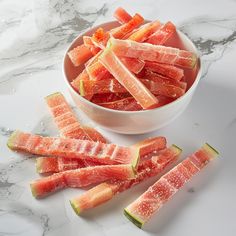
[0,0,236,235]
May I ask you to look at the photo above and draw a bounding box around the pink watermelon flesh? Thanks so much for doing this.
[31,164,135,198]
[36,157,100,174]
[124,143,219,228]
[108,38,197,69]
[70,145,181,214]
[144,61,184,81]
[146,21,176,45]
[45,92,106,143]
[113,7,132,24]
[128,21,162,42]
[36,136,166,174]
[99,49,159,109]
[7,131,140,168]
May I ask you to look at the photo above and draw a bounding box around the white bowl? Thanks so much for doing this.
[63,21,202,134]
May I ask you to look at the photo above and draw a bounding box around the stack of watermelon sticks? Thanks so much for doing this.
[69,7,198,111]
[7,91,219,229]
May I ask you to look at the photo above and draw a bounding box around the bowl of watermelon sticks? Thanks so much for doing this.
[63,7,201,134]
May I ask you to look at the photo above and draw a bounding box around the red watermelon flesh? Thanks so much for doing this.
[109,38,197,69]
[124,143,219,228]
[113,7,132,24]
[128,21,162,42]
[7,131,140,167]
[144,61,184,81]
[45,92,106,143]
[70,145,181,214]
[67,44,93,67]
[36,136,166,174]
[31,164,135,198]
[36,156,100,174]
[146,21,176,45]
[91,93,130,104]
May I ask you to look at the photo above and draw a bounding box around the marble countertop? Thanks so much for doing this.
[1,0,236,235]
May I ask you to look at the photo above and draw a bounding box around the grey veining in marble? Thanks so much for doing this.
[0,0,236,235]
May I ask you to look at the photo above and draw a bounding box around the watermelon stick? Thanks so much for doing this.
[79,76,185,99]
[124,143,219,228]
[69,145,181,215]
[45,92,106,143]
[113,7,132,24]
[99,50,159,109]
[144,61,184,81]
[36,137,167,174]
[30,164,136,198]
[146,21,176,45]
[7,131,140,168]
[108,38,198,69]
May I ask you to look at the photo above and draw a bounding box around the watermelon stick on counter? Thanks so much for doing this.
[70,145,181,215]
[7,130,140,168]
[45,92,106,143]
[124,143,219,228]
[31,164,136,198]
[36,137,167,174]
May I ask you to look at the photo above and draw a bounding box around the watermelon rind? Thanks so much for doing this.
[79,80,85,96]
[70,200,81,216]
[45,92,61,100]
[204,143,219,158]
[172,144,182,153]
[30,183,38,198]
[124,208,144,229]
[7,130,19,150]
[131,147,140,169]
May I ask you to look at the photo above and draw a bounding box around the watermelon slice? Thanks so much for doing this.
[108,38,197,69]
[99,49,159,109]
[31,164,135,198]
[144,61,184,81]
[128,21,162,42]
[110,13,144,39]
[70,145,181,214]
[91,93,130,104]
[45,92,106,143]
[98,97,142,111]
[113,7,132,24]
[146,21,176,45]
[36,156,102,174]
[7,131,140,167]
[124,143,219,228]
[98,95,175,111]
[36,136,166,174]
[79,76,185,99]
[68,44,93,67]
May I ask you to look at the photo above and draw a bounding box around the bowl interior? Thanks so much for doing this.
[64,21,200,105]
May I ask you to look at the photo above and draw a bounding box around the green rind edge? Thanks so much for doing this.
[124,208,144,229]
[79,80,85,96]
[131,147,140,170]
[44,92,62,100]
[70,199,81,216]
[205,143,219,156]
[35,159,42,174]
[172,144,182,153]
[30,183,38,198]
[7,130,19,150]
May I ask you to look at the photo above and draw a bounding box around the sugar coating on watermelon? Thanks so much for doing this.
[31,164,136,198]
[124,143,219,228]
[113,7,132,24]
[7,131,140,168]
[69,145,181,215]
